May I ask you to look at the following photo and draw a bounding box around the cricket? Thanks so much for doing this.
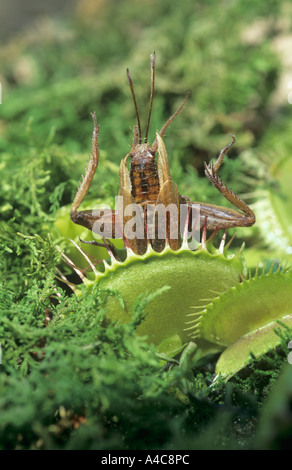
[70,53,255,255]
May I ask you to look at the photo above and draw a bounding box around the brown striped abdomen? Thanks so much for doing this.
[130,152,160,205]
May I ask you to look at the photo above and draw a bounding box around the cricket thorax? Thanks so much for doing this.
[130,144,160,205]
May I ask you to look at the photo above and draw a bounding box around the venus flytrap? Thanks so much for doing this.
[57,55,291,380]
[69,238,246,358]
[188,266,292,380]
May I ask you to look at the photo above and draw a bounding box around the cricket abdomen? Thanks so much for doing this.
[130,147,160,205]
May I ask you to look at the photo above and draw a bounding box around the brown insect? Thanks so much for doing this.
[70,53,255,256]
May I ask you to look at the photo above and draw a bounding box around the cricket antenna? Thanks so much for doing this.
[150,90,190,153]
[144,52,156,143]
[158,91,190,138]
[127,68,142,144]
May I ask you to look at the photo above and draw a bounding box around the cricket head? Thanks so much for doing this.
[129,131,155,162]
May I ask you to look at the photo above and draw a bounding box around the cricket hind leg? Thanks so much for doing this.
[71,112,100,230]
[204,135,255,226]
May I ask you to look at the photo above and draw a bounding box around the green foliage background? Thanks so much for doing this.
[0,0,292,450]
